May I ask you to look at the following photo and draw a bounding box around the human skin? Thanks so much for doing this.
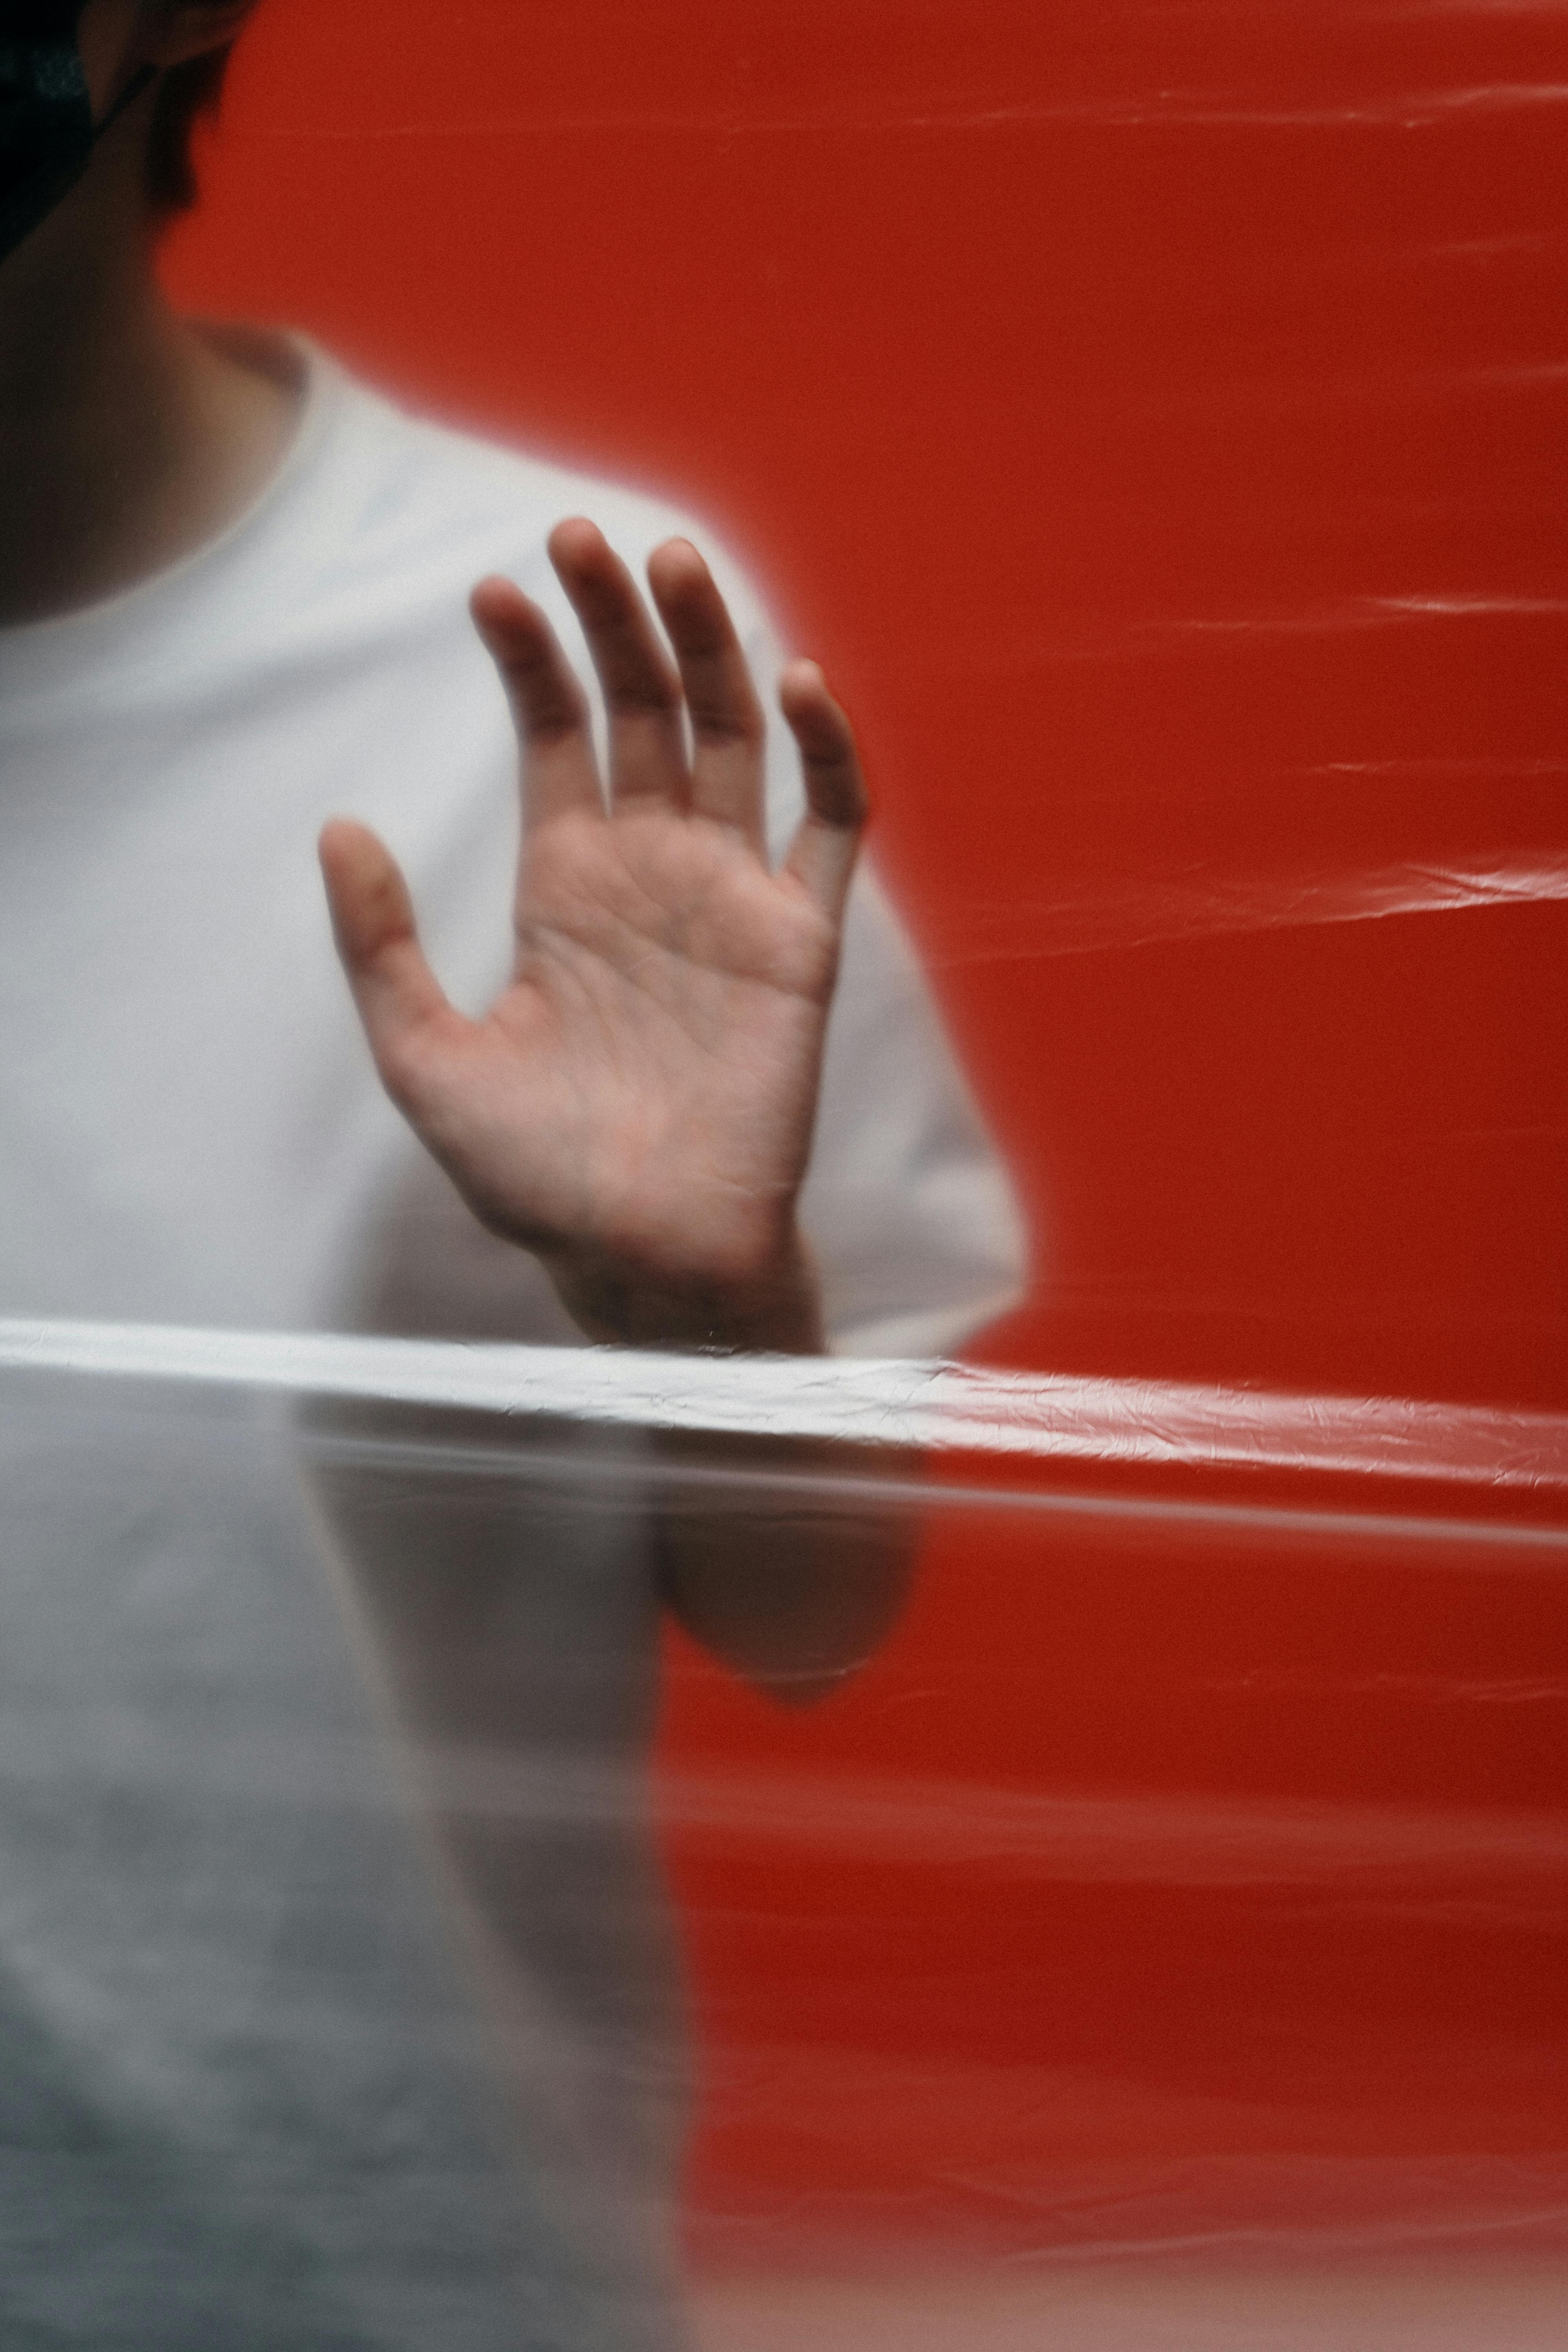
[1,1,919,1693]
[0,3,297,623]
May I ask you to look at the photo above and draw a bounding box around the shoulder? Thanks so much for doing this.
[309,348,776,640]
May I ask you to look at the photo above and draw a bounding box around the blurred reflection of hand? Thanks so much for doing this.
[319,519,866,1352]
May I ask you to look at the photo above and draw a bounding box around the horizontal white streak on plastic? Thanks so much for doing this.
[696,2163,1568,2278]
[648,1775,1568,1892]
[931,856,1568,962]
[291,1421,1568,1552]
[977,602,1568,671]
[990,599,1568,668]
[297,1432,1568,1557]
[0,1700,1560,1896]
[288,86,1568,140]
[1167,595,1568,631]
[1,1317,1565,1504]
[1306,757,1568,776]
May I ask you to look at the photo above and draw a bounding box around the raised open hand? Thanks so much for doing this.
[318,520,867,1349]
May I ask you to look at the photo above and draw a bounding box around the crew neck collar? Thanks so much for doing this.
[0,330,347,713]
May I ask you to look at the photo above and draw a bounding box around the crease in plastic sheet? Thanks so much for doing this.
[307,85,1568,140]
[929,853,1568,964]
[861,2163,1568,2273]
[1164,596,1568,633]
[961,606,1568,675]
[2,1316,1566,1506]
[0,1700,1561,1912]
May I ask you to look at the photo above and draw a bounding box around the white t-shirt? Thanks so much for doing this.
[0,340,1025,2348]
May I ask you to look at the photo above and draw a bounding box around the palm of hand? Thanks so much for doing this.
[319,522,866,1345]
[452,804,840,1276]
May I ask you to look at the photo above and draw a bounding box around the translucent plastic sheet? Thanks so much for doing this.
[159,0,1568,1417]
[4,1312,1568,1514]
[0,1334,1563,2346]
[4,0,1566,2343]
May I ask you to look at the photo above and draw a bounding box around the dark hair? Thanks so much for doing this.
[145,45,233,215]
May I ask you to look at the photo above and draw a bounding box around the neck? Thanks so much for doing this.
[0,164,299,627]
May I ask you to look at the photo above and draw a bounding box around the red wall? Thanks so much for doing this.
[166,0,1568,2276]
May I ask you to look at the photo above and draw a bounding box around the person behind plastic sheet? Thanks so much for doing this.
[0,4,1025,2345]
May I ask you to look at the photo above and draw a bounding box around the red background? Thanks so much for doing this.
[167,0,1568,2278]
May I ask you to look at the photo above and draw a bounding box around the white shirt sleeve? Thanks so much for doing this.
[807,857,1031,1358]
[732,600,1031,1360]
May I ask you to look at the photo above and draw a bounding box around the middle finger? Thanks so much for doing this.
[548,519,688,810]
[646,538,767,850]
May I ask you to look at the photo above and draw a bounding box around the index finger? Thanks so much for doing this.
[470,575,604,829]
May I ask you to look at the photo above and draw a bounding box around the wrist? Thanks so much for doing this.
[542,1224,827,1354]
